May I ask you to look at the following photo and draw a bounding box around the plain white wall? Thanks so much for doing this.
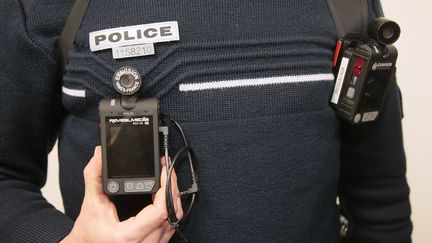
[42,0,432,242]
[43,143,63,211]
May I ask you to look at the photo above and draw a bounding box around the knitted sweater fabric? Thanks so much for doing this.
[0,0,411,242]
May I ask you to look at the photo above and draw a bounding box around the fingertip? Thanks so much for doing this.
[89,146,102,170]
[161,156,171,168]
[94,146,101,154]
[160,165,167,188]
[94,146,102,161]
[176,197,184,220]
[84,146,103,182]
[161,156,166,166]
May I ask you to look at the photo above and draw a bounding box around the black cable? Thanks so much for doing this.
[161,114,196,175]
[166,146,186,226]
[166,146,196,224]
[170,119,197,177]
[182,193,196,228]
[166,146,192,242]
[161,114,198,242]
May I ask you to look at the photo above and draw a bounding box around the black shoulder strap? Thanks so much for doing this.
[57,0,90,76]
[326,0,369,38]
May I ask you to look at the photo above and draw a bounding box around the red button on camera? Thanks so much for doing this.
[353,57,365,77]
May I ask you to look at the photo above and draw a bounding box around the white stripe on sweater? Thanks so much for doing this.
[179,73,335,92]
[62,86,86,98]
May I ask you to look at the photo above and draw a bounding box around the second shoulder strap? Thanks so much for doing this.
[326,0,369,37]
[57,0,91,76]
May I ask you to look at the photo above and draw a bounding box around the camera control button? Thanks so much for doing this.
[107,181,120,193]
[362,111,379,122]
[354,113,362,123]
[124,180,155,192]
[370,111,379,120]
[346,87,355,99]
[136,182,145,191]
[124,182,135,192]
[144,181,155,191]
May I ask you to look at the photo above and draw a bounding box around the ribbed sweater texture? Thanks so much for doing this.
[0,0,411,242]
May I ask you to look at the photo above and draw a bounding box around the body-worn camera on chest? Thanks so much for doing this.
[98,66,198,238]
[331,18,401,125]
[99,67,160,195]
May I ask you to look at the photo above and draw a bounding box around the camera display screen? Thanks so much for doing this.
[105,116,155,178]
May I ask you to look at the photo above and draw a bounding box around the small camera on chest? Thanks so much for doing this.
[331,18,400,124]
[98,66,198,235]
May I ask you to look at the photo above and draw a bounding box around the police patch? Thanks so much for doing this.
[89,21,179,52]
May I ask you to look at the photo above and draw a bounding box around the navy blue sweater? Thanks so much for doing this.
[0,0,411,242]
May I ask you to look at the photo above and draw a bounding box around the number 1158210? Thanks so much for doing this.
[112,43,155,59]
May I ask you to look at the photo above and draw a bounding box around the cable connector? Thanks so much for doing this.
[181,183,198,196]
[159,126,170,169]
[159,126,169,149]
[181,173,199,196]
[159,126,169,136]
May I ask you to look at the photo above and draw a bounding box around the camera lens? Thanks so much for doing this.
[368,17,400,45]
[382,27,394,39]
[119,74,135,89]
[113,66,142,95]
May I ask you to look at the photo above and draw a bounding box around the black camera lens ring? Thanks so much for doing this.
[377,21,400,45]
[368,17,400,46]
[112,66,142,96]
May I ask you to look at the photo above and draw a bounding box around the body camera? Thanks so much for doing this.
[99,67,161,195]
[331,18,400,124]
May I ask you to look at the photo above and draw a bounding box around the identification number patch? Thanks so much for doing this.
[112,43,155,59]
[89,21,179,52]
